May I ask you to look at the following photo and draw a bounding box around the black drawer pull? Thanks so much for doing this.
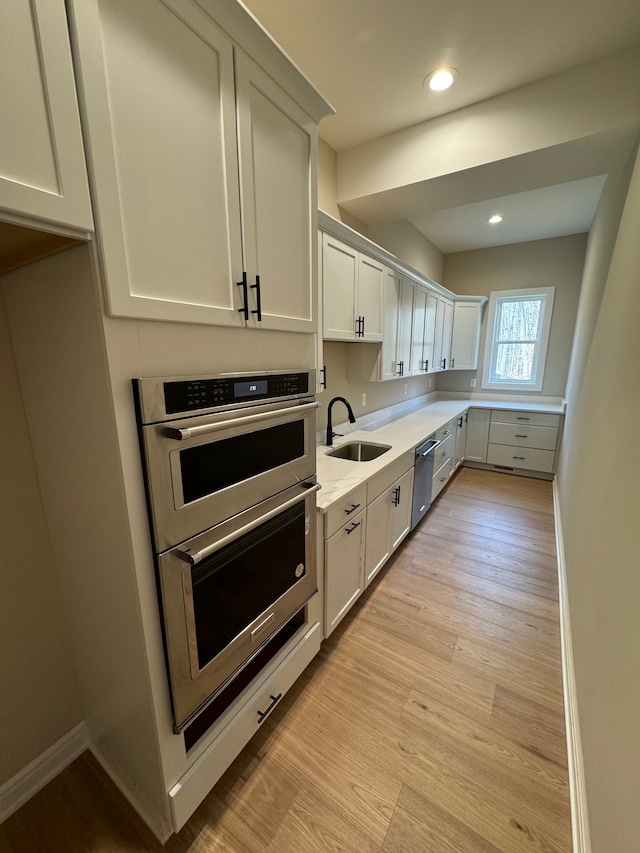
[257,692,282,723]
[514,434,528,438]
[344,503,360,515]
[516,416,530,420]
[345,521,361,534]
[237,271,249,320]
[512,456,526,460]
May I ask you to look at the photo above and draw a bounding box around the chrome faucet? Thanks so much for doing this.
[326,396,356,446]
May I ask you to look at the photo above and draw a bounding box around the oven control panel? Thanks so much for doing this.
[163,371,310,415]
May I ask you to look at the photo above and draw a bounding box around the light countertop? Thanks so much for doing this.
[315,397,564,512]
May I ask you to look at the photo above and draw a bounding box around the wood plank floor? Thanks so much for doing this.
[0,468,571,852]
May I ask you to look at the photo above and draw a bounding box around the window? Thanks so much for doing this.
[481,287,555,392]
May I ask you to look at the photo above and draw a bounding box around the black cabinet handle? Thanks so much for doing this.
[451,358,455,368]
[257,692,282,723]
[517,416,530,420]
[345,521,361,534]
[251,274,262,321]
[320,365,327,389]
[345,503,361,515]
[513,456,526,460]
[442,358,447,369]
[237,271,249,320]
[425,359,429,371]
[392,486,401,506]
[398,360,404,376]
[514,434,528,438]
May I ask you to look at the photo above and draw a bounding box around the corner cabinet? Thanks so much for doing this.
[68,0,331,329]
[0,0,93,232]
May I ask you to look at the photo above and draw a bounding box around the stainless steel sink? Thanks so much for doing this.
[326,441,391,461]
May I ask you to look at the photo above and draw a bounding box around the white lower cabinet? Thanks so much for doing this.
[453,410,468,471]
[322,454,414,636]
[365,468,414,586]
[465,408,562,475]
[465,408,491,463]
[324,508,366,635]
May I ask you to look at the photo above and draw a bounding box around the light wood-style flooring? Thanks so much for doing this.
[0,467,571,852]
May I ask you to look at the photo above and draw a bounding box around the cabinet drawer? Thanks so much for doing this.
[323,484,367,538]
[488,422,558,451]
[487,444,556,473]
[490,410,561,428]
[433,433,454,473]
[169,618,321,831]
[432,457,454,501]
[435,419,455,443]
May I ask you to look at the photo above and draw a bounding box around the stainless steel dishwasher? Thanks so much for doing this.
[411,435,441,530]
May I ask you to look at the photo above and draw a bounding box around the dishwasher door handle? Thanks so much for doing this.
[417,439,441,457]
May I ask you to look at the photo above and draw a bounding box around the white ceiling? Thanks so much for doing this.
[242,0,640,252]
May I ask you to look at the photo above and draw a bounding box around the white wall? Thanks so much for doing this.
[337,47,640,204]
[557,146,640,852]
[441,234,587,398]
[368,219,444,283]
[0,288,80,786]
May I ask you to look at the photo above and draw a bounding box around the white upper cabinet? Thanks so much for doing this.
[396,277,415,378]
[0,0,93,231]
[378,267,402,380]
[68,0,328,329]
[433,295,454,372]
[322,233,384,341]
[410,286,438,375]
[450,299,484,370]
[235,51,317,332]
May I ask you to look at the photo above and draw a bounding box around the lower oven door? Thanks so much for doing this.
[158,480,319,731]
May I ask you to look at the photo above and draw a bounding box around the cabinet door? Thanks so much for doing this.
[465,409,490,463]
[453,411,468,470]
[70,0,244,325]
[357,254,384,342]
[451,302,482,370]
[441,299,454,370]
[396,278,414,379]
[423,291,438,373]
[322,233,357,340]
[364,489,392,587]
[389,468,414,551]
[379,267,401,381]
[325,510,366,635]
[411,287,427,375]
[236,50,317,333]
[1,0,92,230]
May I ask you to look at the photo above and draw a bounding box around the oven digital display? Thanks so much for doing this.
[234,380,268,399]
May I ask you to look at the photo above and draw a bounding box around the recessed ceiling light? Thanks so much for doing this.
[488,214,503,224]
[424,67,459,92]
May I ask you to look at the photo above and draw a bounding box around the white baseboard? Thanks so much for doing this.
[0,722,89,825]
[89,743,173,843]
[553,481,592,853]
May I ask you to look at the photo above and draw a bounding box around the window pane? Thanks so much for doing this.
[497,299,542,342]
[493,342,535,382]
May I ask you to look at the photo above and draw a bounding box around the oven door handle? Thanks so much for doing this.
[176,482,321,566]
[165,401,320,441]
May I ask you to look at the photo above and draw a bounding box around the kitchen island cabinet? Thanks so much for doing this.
[0,0,92,233]
[68,0,330,329]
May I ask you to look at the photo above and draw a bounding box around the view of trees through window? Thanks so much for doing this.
[493,297,542,382]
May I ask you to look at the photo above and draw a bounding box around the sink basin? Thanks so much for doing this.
[326,441,391,462]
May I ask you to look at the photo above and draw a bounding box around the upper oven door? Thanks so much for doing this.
[141,397,318,551]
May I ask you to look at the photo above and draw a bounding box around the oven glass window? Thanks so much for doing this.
[180,420,305,504]
[191,502,306,670]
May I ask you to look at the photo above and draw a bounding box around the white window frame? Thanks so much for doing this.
[481,286,555,392]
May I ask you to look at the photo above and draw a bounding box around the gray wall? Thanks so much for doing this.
[557,146,640,852]
[0,289,80,785]
[441,234,587,398]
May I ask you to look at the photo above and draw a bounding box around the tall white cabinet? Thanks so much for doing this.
[0,0,93,231]
[68,0,325,332]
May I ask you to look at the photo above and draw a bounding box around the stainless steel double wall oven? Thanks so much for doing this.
[134,370,319,734]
